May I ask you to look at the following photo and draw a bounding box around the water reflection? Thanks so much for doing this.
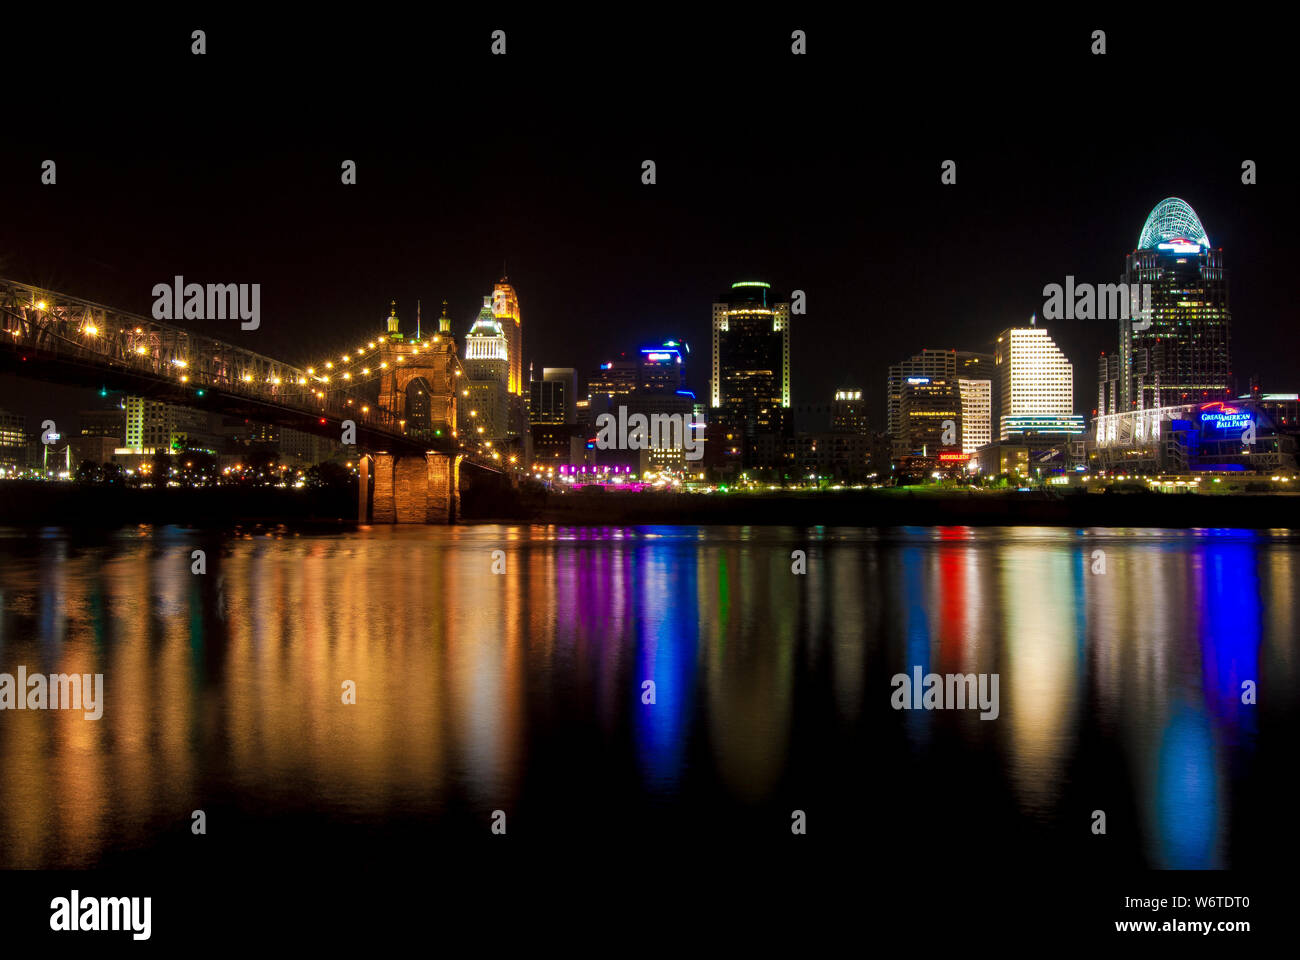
[0,525,1287,868]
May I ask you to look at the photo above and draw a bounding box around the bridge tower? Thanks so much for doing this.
[374,301,459,442]
[362,301,463,523]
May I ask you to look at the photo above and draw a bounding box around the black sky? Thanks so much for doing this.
[4,12,1294,428]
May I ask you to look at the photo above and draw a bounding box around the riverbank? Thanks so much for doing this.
[4,481,1300,530]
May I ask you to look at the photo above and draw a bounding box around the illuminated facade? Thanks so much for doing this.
[123,396,209,452]
[958,378,992,455]
[1101,198,1232,414]
[530,368,577,425]
[492,277,523,397]
[995,326,1076,440]
[639,342,686,392]
[0,409,25,470]
[710,281,791,442]
[899,377,960,456]
[832,389,866,433]
[463,297,510,440]
[1093,399,1295,473]
[887,349,992,444]
[375,301,458,442]
[590,356,638,397]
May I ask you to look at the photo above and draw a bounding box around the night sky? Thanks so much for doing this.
[4,13,1292,429]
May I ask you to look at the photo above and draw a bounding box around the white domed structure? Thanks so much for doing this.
[1137,198,1210,251]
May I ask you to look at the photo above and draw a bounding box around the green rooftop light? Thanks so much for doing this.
[731,281,770,288]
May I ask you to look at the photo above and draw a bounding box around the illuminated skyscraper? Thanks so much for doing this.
[994,324,1083,439]
[886,349,992,453]
[832,389,866,434]
[492,277,523,397]
[590,355,639,397]
[124,396,209,451]
[710,280,790,434]
[958,378,991,454]
[1102,198,1232,413]
[463,297,510,440]
[639,341,687,392]
[530,368,577,425]
[899,377,961,455]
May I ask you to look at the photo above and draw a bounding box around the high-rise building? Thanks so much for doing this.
[832,389,867,434]
[529,368,577,425]
[590,357,639,398]
[463,296,511,440]
[887,349,992,443]
[124,397,211,452]
[789,388,881,483]
[639,342,687,392]
[492,277,523,397]
[0,409,25,471]
[710,281,791,449]
[78,402,126,442]
[958,378,992,455]
[899,377,961,455]
[994,325,1082,439]
[1102,198,1232,414]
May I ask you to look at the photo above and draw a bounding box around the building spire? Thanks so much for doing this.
[439,299,451,334]
[387,299,403,341]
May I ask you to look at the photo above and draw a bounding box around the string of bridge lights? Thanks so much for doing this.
[19,294,483,439]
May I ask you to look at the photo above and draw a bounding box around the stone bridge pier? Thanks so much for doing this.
[358,452,461,523]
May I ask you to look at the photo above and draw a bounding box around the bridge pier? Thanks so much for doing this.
[366,452,460,524]
[357,455,373,523]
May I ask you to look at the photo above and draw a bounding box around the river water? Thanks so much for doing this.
[0,524,1293,872]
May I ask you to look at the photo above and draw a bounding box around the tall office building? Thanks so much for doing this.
[994,325,1082,439]
[832,389,867,434]
[463,296,511,440]
[1101,198,1232,414]
[590,356,639,398]
[639,341,687,392]
[529,368,577,425]
[710,280,791,437]
[124,397,210,452]
[0,409,25,471]
[958,378,992,455]
[492,277,523,398]
[887,349,993,451]
[899,377,961,455]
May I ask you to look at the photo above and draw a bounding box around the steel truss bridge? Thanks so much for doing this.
[0,278,500,470]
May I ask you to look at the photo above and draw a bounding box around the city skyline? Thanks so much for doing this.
[5,150,1293,432]
[2,12,1291,948]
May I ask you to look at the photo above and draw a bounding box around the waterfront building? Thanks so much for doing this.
[994,324,1077,441]
[710,281,791,446]
[1092,398,1295,473]
[1099,198,1232,414]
